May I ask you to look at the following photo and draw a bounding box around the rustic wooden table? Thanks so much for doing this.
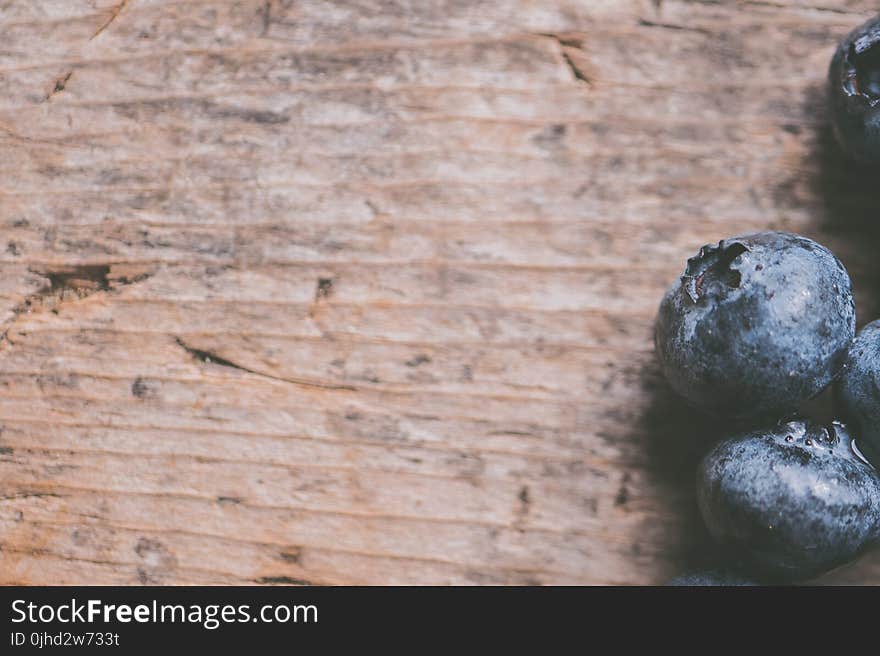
[1,0,879,585]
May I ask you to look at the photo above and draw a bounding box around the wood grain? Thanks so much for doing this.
[2,0,880,585]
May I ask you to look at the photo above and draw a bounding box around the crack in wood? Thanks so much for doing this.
[0,491,63,501]
[537,33,592,87]
[91,0,129,40]
[45,71,73,102]
[174,337,357,391]
[560,51,591,86]
[0,265,154,347]
[279,547,302,563]
[637,19,711,36]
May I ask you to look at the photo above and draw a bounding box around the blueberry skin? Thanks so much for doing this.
[667,569,761,587]
[697,420,880,581]
[829,14,880,163]
[655,232,855,420]
[834,320,880,469]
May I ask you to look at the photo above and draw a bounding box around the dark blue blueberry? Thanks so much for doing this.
[667,569,761,587]
[696,420,880,581]
[829,15,880,163]
[655,231,855,420]
[834,319,880,468]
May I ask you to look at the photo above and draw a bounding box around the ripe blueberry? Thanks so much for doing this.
[834,319,880,468]
[829,14,880,163]
[655,231,855,419]
[697,420,880,581]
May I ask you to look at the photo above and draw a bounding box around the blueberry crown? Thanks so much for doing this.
[681,240,749,303]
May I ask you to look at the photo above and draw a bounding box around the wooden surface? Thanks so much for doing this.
[2,0,880,585]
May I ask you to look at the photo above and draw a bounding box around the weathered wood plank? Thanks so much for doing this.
[1,0,880,585]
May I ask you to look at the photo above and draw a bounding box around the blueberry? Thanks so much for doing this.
[829,14,880,163]
[697,420,880,581]
[667,569,761,587]
[834,319,880,468]
[655,231,855,419]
